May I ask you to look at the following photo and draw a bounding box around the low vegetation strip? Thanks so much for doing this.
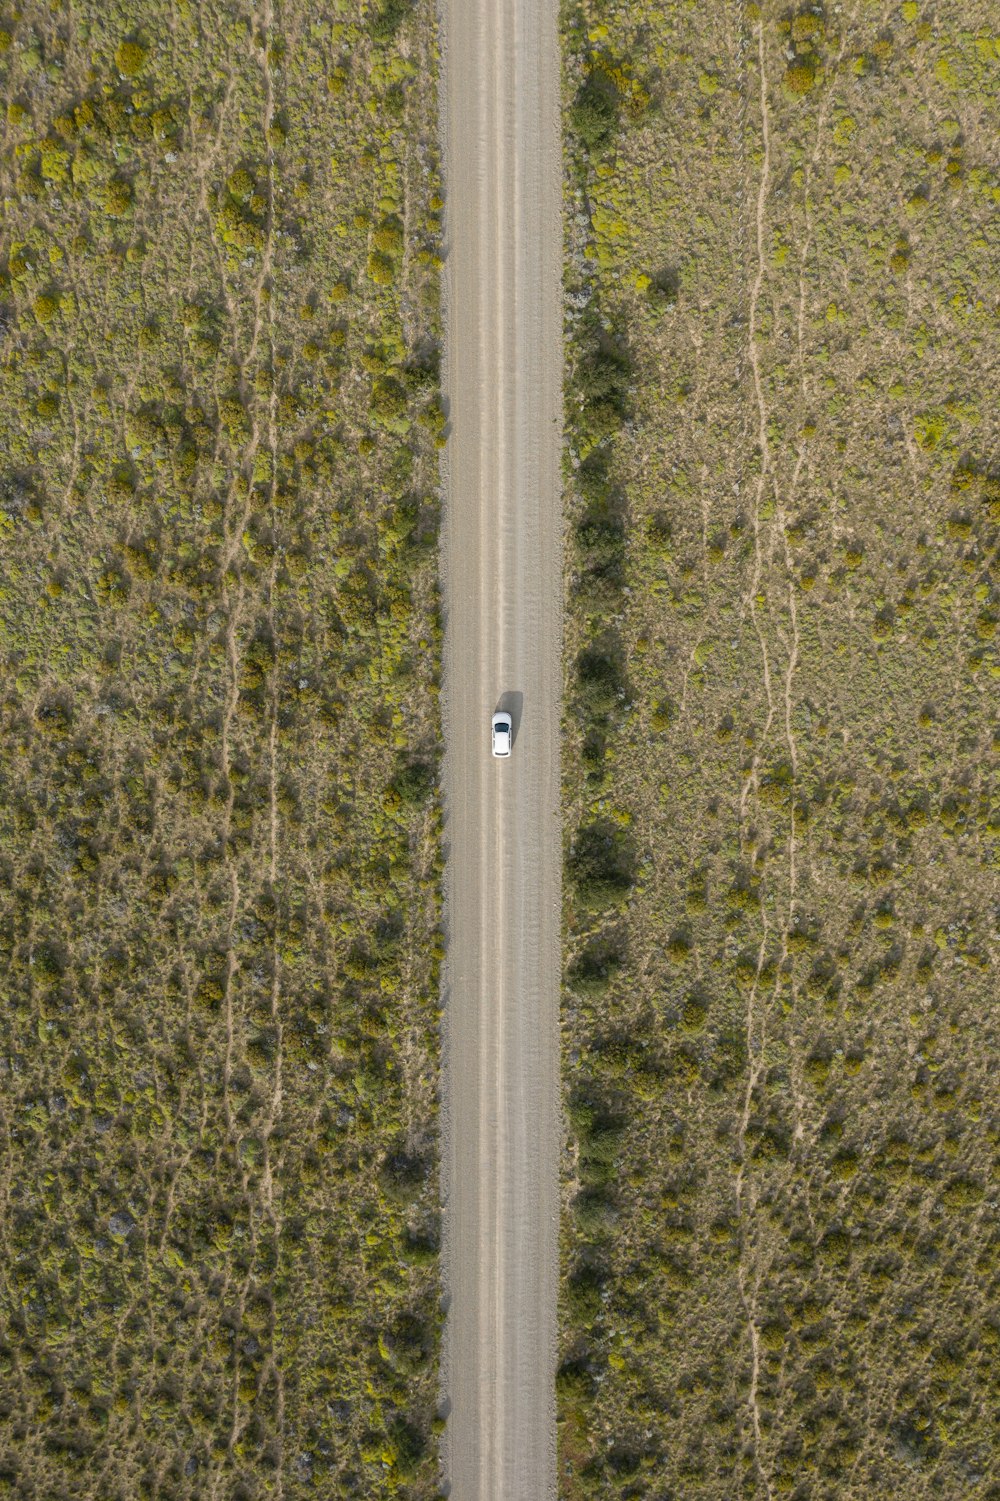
[0,1,444,1496]
[560,2,998,1497]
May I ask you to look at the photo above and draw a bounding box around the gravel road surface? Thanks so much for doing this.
[439,0,562,1495]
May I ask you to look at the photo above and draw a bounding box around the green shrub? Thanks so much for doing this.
[555,1359,593,1399]
[666,931,691,961]
[570,70,620,152]
[579,1119,623,1166]
[572,1188,617,1237]
[369,0,413,43]
[227,167,255,202]
[565,1263,604,1326]
[373,218,404,255]
[400,1231,438,1266]
[818,1229,851,1263]
[831,1150,859,1180]
[680,994,707,1031]
[575,642,625,717]
[573,337,631,448]
[391,760,434,806]
[785,62,816,95]
[379,1147,429,1206]
[942,1179,984,1209]
[568,934,623,995]
[102,178,133,216]
[115,40,147,77]
[32,293,58,324]
[575,511,624,567]
[650,698,674,732]
[710,1032,748,1083]
[760,1322,786,1351]
[567,819,635,907]
[371,377,407,422]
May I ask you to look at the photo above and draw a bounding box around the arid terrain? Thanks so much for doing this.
[0,1,997,1500]
[559,2,999,1497]
[0,2,444,1496]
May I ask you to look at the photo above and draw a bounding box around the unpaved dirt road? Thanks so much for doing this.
[439,0,562,1495]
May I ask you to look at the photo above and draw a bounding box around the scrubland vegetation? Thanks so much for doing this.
[560,2,999,1496]
[0,0,444,1495]
[2,0,998,1495]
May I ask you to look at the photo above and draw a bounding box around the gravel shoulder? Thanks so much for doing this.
[439,0,563,1494]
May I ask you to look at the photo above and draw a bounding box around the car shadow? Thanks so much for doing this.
[495,690,523,746]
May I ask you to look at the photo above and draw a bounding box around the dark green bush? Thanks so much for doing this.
[708,1031,748,1083]
[575,641,626,717]
[568,934,624,995]
[572,1188,618,1237]
[568,819,635,906]
[378,1147,429,1206]
[391,760,434,805]
[369,0,413,43]
[576,450,615,506]
[575,511,624,575]
[579,1119,624,1165]
[574,336,631,449]
[400,1230,438,1266]
[388,1414,428,1476]
[370,376,408,423]
[570,71,620,152]
[555,1358,594,1399]
[580,728,607,779]
[565,1263,605,1326]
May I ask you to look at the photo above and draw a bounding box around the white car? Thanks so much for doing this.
[491,711,512,758]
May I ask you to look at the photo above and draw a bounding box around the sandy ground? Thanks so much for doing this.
[438,0,563,1495]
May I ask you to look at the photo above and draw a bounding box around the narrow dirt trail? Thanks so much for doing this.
[439,0,563,1495]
